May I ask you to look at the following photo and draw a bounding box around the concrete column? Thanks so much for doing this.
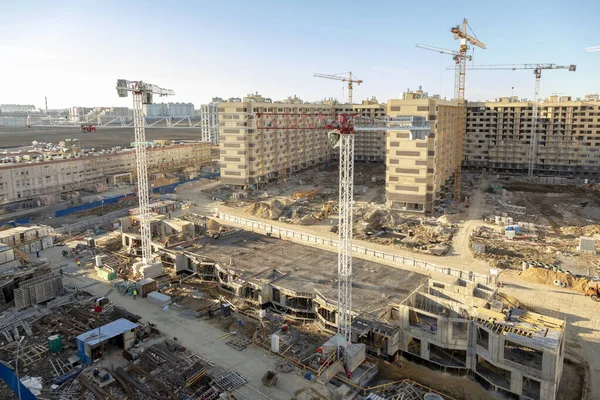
[510,369,523,395]
[421,339,430,361]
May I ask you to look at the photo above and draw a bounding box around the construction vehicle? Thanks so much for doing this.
[585,280,600,302]
[81,124,97,132]
[582,183,600,194]
[292,187,322,199]
[315,201,335,221]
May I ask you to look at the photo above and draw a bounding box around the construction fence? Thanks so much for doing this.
[54,209,128,234]
[218,213,491,285]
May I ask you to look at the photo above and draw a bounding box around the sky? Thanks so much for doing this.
[0,0,598,109]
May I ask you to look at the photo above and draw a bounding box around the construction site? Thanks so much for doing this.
[0,13,599,400]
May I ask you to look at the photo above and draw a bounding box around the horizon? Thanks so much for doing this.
[1,0,598,109]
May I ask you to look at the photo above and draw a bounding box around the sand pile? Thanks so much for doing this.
[519,267,588,293]
[246,198,293,220]
[177,178,212,192]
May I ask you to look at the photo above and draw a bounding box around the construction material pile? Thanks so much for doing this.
[176,178,213,192]
[245,198,293,220]
[352,208,455,255]
[519,267,589,293]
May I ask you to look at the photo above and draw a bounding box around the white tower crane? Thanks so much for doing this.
[116,79,175,265]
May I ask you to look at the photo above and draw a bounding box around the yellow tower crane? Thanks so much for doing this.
[314,72,363,104]
[417,19,486,205]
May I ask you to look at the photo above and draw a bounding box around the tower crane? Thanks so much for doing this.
[585,46,600,52]
[457,63,576,176]
[116,79,175,266]
[417,19,485,205]
[415,44,472,99]
[254,113,428,350]
[314,72,363,104]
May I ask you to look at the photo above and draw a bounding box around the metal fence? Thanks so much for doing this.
[218,213,491,285]
[54,209,128,234]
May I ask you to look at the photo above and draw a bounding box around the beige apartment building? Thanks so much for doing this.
[219,93,336,188]
[219,94,390,188]
[0,143,211,205]
[464,95,600,176]
[219,90,458,213]
[386,89,459,212]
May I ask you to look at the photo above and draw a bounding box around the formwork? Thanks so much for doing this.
[14,273,64,309]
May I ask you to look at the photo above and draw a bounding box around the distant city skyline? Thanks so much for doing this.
[1,0,598,108]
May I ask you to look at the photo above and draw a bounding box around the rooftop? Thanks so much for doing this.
[76,318,138,347]
[192,231,428,311]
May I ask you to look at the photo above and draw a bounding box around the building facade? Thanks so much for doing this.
[464,96,600,176]
[143,102,195,118]
[200,98,223,145]
[386,89,459,212]
[219,90,458,213]
[0,143,211,206]
[1,104,36,113]
[219,93,337,188]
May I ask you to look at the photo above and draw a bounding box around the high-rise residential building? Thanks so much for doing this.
[386,88,459,212]
[219,93,336,188]
[218,90,457,213]
[200,97,223,145]
[352,98,387,162]
[464,95,600,176]
[143,102,195,117]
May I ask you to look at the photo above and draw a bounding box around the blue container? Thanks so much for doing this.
[305,372,312,381]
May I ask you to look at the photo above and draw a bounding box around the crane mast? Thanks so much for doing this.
[332,116,355,344]
[314,72,363,104]
[450,19,485,205]
[116,79,175,265]
[417,19,485,205]
[461,64,576,175]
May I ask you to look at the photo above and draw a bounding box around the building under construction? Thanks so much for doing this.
[464,95,600,176]
[155,230,565,400]
[219,89,459,213]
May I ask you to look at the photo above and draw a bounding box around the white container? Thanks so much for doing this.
[271,333,280,353]
[95,255,102,267]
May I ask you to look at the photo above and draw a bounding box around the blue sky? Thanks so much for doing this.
[1,0,598,108]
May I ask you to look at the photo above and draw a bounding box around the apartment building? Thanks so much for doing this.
[200,98,223,145]
[352,98,387,161]
[219,93,336,188]
[0,143,211,205]
[386,89,459,212]
[464,95,600,176]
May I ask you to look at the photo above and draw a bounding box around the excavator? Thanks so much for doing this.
[585,280,600,302]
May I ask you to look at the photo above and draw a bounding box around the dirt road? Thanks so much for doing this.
[449,178,490,266]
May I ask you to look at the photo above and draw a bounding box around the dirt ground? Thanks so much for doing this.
[374,357,492,400]
[0,126,203,149]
